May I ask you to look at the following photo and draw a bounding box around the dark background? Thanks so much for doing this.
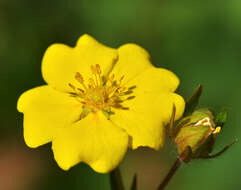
[0,0,240,190]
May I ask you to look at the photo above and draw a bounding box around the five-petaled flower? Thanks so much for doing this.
[17,34,185,173]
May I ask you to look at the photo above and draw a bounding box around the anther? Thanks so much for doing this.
[96,64,101,74]
[70,65,136,118]
[109,74,115,81]
[69,92,77,97]
[75,72,84,83]
[77,88,85,93]
[128,86,137,90]
[89,78,96,87]
[115,99,123,103]
[119,75,124,83]
[69,83,76,90]
[121,90,133,95]
[126,96,135,100]
[118,87,126,92]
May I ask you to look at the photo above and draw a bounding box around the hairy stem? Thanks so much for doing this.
[157,158,182,190]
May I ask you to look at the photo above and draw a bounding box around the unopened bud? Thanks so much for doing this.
[174,108,221,161]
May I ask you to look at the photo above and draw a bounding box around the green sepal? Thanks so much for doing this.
[130,174,137,190]
[184,84,203,116]
[175,123,211,156]
[172,117,190,139]
[215,108,228,127]
[110,167,125,190]
[180,146,193,163]
[192,133,216,159]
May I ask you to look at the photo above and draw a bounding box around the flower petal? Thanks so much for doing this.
[109,43,184,149]
[111,92,185,150]
[129,67,180,94]
[112,44,179,93]
[17,85,82,148]
[52,112,129,173]
[42,34,118,92]
[111,44,153,83]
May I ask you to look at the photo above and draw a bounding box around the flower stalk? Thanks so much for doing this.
[157,158,182,190]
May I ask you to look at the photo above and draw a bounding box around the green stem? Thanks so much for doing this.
[110,167,125,190]
[157,158,182,190]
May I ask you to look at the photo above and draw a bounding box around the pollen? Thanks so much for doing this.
[69,64,136,119]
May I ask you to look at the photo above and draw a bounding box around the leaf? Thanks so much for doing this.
[184,84,203,116]
[215,108,228,127]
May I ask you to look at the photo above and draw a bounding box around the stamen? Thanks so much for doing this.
[69,92,77,97]
[75,72,87,90]
[69,83,76,90]
[96,64,101,74]
[70,65,136,120]
[96,64,102,86]
[115,99,123,103]
[128,85,137,90]
[126,96,135,100]
[121,90,133,96]
[89,78,96,88]
[90,65,100,86]
[119,75,124,84]
[75,72,84,83]
[118,87,126,93]
[77,88,85,93]
[109,74,115,82]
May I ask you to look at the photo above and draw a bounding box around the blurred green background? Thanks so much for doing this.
[0,0,241,189]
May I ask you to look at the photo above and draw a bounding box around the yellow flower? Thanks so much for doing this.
[17,34,185,173]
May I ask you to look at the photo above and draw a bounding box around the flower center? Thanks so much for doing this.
[69,64,136,120]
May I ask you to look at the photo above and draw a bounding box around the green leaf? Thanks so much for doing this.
[130,174,137,190]
[184,84,203,116]
[110,167,125,190]
[215,108,228,127]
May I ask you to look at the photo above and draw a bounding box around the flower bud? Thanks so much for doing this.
[174,108,221,161]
